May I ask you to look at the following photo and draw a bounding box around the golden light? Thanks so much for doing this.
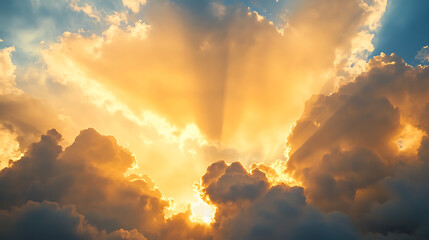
[251,137,302,188]
[0,128,22,170]
[162,181,216,225]
[189,182,216,224]
[254,159,302,187]
[396,124,425,154]
[190,198,216,224]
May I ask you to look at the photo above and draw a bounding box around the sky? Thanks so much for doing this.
[0,0,429,239]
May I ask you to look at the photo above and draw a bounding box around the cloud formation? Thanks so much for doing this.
[416,45,429,63]
[0,201,147,240]
[200,161,361,240]
[0,128,211,240]
[287,53,429,239]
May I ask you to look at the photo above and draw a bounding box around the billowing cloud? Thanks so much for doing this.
[0,128,211,240]
[0,201,147,240]
[200,161,361,240]
[286,53,429,239]
[202,161,268,204]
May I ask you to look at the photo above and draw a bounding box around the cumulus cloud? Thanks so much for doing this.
[286,53,429,239]
[0,128,211,240]
[200,161,361,240]
[0,201,147,240]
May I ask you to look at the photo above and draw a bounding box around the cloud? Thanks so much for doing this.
[0,201,147,240]
[0,46,19,95]
[0,128,211,240]
[286,53,429,238]
[416,45,429,63]
[0,128,164,233]
[200,161,361,240]
[69,0,101,22]
[122,0,147,13]
[202,161,269,204]
[0,94,61,153]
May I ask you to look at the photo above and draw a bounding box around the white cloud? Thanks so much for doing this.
[416,45,429,63]
[0,46,21,95]
[122,0,147,13]
[68,0,101,22]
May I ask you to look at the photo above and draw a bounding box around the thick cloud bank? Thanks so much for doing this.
[201,161,361,240]
[0,128,211,240]
[0,201,147,240]
[287,53,429,239]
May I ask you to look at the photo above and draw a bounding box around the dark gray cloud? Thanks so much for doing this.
[0,201,147,240]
